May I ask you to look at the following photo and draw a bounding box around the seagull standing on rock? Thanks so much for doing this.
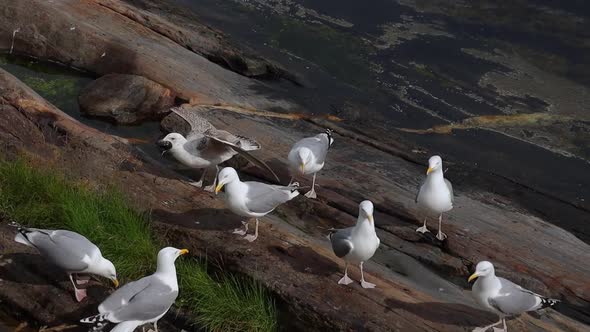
[328,200,380,289]
[469,261,558,332]
[415,155,453,241]
[287,129,333,199]
[12,224,118,302]
[81,247,188,332]
[157,107,279,192]
[215,167,300,242]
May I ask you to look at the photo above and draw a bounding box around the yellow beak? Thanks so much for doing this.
[368,214,374,224]
[300,163,305,173]
[112,278,119,288]
[468,272,479,282]
[215,183,224,194]
[179,249,189,255]
[426,167,433,175]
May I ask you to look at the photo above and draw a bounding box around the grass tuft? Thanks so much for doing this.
[0,159,277,331]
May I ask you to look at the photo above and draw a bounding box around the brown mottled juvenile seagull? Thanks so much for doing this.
[157,107,279,191]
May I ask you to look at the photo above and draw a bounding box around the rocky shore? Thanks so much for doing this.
[0,0,588,331]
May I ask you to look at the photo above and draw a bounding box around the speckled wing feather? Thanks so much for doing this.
[170,106,213,140]
[206,129,280,182]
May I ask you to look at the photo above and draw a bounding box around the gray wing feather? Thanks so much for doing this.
[329,227,354,258]
[488,278,542,315]
[415,178,425,203]
[444,179,454,203]
[98,277,152,313]
[170,107,213,140]
[28,229,93,271]
[244,182,298,214]
[112,283,177,322]
[292,136,329,164]
[99,276,178,322]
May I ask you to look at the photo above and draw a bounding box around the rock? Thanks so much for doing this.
[0,0,300,109]
[1,67,589,331]
[78,74,175,124]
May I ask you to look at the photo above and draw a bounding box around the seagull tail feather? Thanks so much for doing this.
[540,296,559,309]
[80,313,110,332]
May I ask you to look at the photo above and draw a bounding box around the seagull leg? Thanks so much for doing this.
[416,217,429,233]
[436,214,447,241]
[233,220,249,236]
[244,219,259,242]
[190,169,207,188]
[154,321,158,332]
[204,166,219,192]
[491,318,507,332]
[304,173,317,198]
[288,176,294,186]
[69,274,87,302]
[359,261,376,289]
[338,262,353,285]
[472,317,503,332]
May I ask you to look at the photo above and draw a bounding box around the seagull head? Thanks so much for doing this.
[158,247,189,265]
[95,257,119,288]
[468,260,495,282]
[157,133,187,152]
[215,167,239,194]
[297,148,313,174]
[427,155,443,175]
[359,200,374,224]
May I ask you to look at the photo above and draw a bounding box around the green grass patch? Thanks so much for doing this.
[0,159,277,331]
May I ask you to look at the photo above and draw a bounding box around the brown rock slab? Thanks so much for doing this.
[78,74,175,124]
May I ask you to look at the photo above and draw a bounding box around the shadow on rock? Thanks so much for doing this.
[268,245,339,277]
[385,298,497,327]
[0,252,65,285]
[153,207,242,231]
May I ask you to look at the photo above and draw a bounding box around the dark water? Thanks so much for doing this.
[173,0,590,242]
[0,54,165,162]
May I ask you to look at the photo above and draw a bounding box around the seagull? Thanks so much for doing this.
[215,167,300,242]
[287,129,333,198]
[328,200,380,289]
[81,247,188,332]
[157,107,279,192]
[415,155,453,241]
[468,261,559,332]
[12,224,118,302]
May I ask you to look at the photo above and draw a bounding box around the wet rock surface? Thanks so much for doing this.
[79,74,175,124]
[0,0,589,331]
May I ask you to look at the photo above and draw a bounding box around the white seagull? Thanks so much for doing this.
[328,200,380,289]
[415,155,453,241]
[157,107,279,192]
[468,261,558,332]
[287,129,333,198]
[13,224,118,302]
[81,247,188,332]
[215,167,300,242]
